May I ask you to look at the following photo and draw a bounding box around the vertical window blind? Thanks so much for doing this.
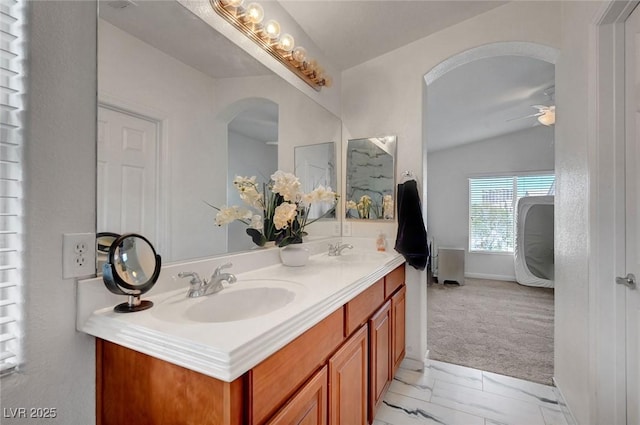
[469,174,555,253]
[0,0,25,376]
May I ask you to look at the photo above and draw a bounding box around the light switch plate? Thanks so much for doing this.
[342,222,352,237]
[332,222,341,236]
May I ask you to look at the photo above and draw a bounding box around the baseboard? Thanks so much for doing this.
[552,377,578,425]
[465,272,516,281]
[400,355,426,371]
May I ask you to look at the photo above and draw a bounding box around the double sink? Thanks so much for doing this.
[151,249,388,324]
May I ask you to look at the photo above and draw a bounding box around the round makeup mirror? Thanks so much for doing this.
[102,233,161,313]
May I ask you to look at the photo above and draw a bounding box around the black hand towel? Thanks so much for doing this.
[394,179,429,270]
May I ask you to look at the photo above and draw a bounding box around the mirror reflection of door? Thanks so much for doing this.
[97,105,160,248]
[227,100,278,252]
[295,142,337,219]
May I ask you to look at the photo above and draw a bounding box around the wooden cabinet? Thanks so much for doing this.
[267,366,328,425]
[391,285,406,375]
[250,309,344,425]
[368,300,392,421]
[329,325,368,425]
[96,339,245,425]
[96,264,407,425]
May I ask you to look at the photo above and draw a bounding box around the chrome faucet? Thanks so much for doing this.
[328,242,354,256]
[177,263,237,298]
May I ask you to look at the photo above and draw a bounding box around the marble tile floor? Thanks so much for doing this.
[373,359,572,425]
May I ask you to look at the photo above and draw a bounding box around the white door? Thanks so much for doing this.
[625,5,640,424]
[97,105,159,245]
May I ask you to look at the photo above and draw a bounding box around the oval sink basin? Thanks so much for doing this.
[186,286,295,323]
[334,251,387,262]
[153,279,303,323]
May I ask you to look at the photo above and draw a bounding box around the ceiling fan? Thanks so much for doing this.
[507,86,556,126]
[511,104,556,126]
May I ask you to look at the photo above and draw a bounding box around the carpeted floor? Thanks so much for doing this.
[427,278,554,385]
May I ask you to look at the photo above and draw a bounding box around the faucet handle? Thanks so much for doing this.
[177,272,204,291]
[177,271,201,283]
[328,242,342,255]
[213,262,233,276]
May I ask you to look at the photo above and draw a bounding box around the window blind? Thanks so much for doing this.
[469,174,555,253]
[0,0,25,376]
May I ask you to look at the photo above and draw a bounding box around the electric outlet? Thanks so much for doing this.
[342,222,352,237]
[63,233,96,279]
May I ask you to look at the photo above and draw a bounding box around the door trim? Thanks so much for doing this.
[590,2,639,422]
[97,94,171,259]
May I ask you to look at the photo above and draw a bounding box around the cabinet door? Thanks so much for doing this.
[368,300,392,421]
[251,309,343,424]
[329,325,368,425]
[267,366,328,425]
[391,285,406,375]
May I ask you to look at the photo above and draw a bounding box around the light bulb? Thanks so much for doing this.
[278,33,295,52]
[306,59,317,72]
[264,20,280,39]
[537,110,555,126]
[245,3,264,24]
[292,46,307,63]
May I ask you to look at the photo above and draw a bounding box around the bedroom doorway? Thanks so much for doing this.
[423,43,558,384]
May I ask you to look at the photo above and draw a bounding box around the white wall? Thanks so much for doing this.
[427,126,555,281]
[0,2,97,424]
[99,20,226,262]
[554,2,607,422]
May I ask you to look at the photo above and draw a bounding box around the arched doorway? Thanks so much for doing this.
[422,42,560,384]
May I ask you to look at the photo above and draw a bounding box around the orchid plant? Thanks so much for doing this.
[208,171,338,248]
[345,194,394,219]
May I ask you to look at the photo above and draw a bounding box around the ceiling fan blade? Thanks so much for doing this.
[507,112,542,122]
[531,104,549,110]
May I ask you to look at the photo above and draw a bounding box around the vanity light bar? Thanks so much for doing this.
[211,0,332,91]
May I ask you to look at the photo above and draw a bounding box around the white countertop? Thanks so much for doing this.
[80,243,404,382]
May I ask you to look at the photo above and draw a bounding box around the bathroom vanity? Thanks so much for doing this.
[80,244,406,425]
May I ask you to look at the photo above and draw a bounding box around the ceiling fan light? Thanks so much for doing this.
[538,110,555,126]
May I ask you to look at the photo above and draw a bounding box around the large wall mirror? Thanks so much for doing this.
[97,0,341,263]
[345,136,397,220]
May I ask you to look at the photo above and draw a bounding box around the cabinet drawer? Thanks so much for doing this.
[384,265,405,298]
[344,278,384,336]
[250,308,344,425]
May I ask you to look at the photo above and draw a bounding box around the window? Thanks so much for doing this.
[469,174,555,253]
[0,0,26,376]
